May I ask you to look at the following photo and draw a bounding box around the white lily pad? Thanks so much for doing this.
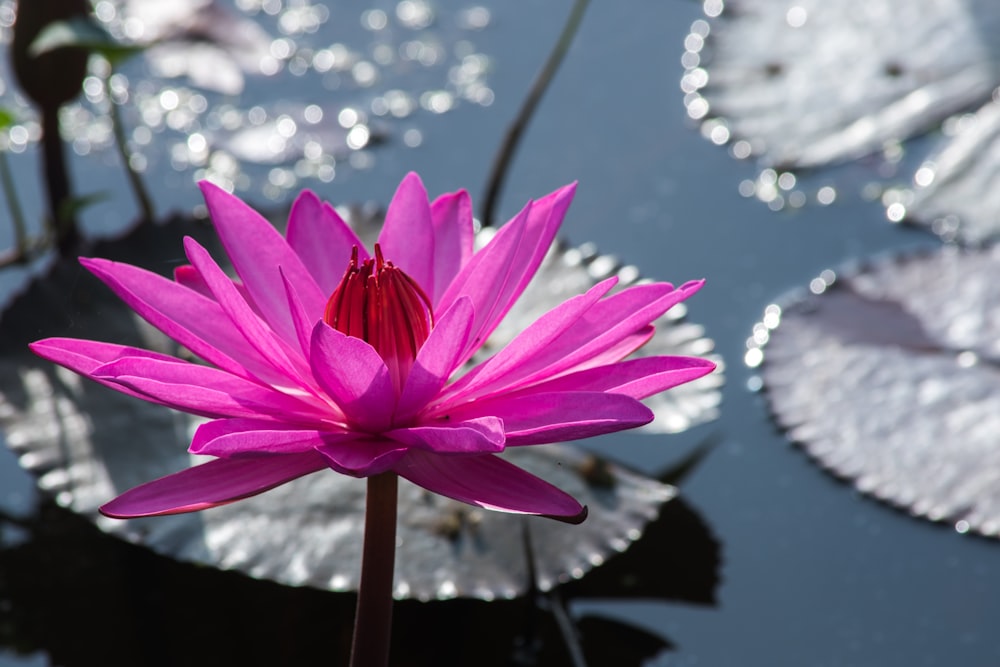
[748,246,1000,535]
[889,97,1000,245]
[685,0,1000,168]
[0,210,720,599]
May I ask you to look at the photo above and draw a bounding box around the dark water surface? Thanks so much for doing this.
[2,1,998,665]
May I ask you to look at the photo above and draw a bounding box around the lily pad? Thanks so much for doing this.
[108,0,273,94]
[889,97,1000,245]
[685,0,1000,168]
[748,246,1000,535]
[0,208,720,599]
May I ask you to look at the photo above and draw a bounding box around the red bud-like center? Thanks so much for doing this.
[324,244,433,392]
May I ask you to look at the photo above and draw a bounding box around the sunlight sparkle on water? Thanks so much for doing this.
[786,6,808,27]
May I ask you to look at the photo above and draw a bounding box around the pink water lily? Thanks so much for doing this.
[30,173,714,523]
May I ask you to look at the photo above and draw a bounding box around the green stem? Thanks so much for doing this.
[349,472,398,667]
[41,105,78,253]
[0,150,28,261]
[480,0,591,227]
[107,73,155,223]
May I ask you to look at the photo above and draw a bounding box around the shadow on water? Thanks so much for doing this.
[0,491,718,666]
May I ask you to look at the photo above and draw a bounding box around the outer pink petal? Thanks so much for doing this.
[440,391,653,446]
[99,451,327,518]
[191,418,355,457]
[174,264,259,314]
[428,188,473,306]
[395,296,474,421]
[437,183,577,363]
[434,202,530,358]
[309,322,395,431]
[377,172,435,296]
[521,356,717,399]
[316,438,408,477]
[450,280,705,404]
[81,257,282,384]
[386,416,505,454]
[285,189,369,295]
[92,356,326,421]
[395,450,587,523]
[441,277,618,403]
[30,338,188,402]
[185,238,311,386]
[199,181,327,347]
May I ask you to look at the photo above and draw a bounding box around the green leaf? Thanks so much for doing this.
[58,191,110,221]
[0,108,16,130]
[29,16,144,66]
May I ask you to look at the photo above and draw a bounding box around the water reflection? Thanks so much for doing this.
[0,490,718,666]
[0,0,497,211]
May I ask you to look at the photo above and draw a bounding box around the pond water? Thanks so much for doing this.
[2,1,999,665]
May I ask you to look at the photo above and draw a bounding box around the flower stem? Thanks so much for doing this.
[480,0,591,227]
[349,472,398,667]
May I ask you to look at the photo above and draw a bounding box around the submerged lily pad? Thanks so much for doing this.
[748,246,1000,535]
[0,209,720,599]
[685,0,1000,168]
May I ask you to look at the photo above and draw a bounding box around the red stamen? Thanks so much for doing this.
[324,244,433,391]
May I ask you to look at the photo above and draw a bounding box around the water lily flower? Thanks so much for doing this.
[30,173,714,523]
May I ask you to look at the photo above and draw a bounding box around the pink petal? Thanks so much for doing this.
[576,326,655,369]
[30,338,186,402]
[185,238,312,386]
[395,450,587,523]
[386,416,505,454]
[280,268,317,361]
[428,188,474,306]
[99,452,327,518]
[440,277,618,404]
[457,280,705,402]
[309,322,395,431]
[199,181,327,347]
[395,296,475,421]
[190,418,355,457]
[92,355,326,421]
[285,189,369,295]
[81,257,283,384]
[523,355,717,398]
[437,183,577,364]
[174,264,259,313]
[173,264,211,298]
[539,280,704,376]
[316,437,408,476]
[377,172,435,296]
[434,203,531,357]
[439,391,653,446]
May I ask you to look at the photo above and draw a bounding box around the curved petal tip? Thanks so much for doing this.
[544,503,589,525]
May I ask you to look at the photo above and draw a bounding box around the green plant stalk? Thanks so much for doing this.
[107,74,154,223]
[41,105,78,253]
[349,472,398,667]
[0,150,28,261]
[480,0,591,227]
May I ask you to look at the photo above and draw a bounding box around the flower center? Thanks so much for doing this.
[324,244,433,392]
